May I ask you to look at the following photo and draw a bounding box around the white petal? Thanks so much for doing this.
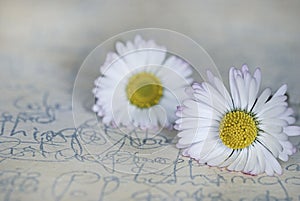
[251,88,272,114]
[201,82,231,112]
[159,67,192,89]
[283,126,300,136]
[247,79,258,111]
[253,68,262,89]
[115,41,127,56]
[235,74,248,109]
[182,142,204,160]
[219,150,238,167]
[181,148,190,156]
[260,118,288,127]
[177,103,219,120]
[279,140,295,155]
[255,143,266,174]
[177,128,218,145]
[175,118,218,130]
[260,129,288,141]
[273,84,287,97]
[228,149,248,171]
[184,98,223,118]
[206,71,233,109]
[147,49,166,66]
[148,106,160,126]
[243,146,256,174]
[163,56,192,78]
[256,134,282,157]
[193,140,219,160]
[256,96,287,117]
[259,124,283,134]
[284,117,296,124]
[279,152,288,162]
[157,109,169,127]
[205,142,232,166]
[229,67,241,108]
[262,148,282,175]
[279,107,295,124]
[243,69,252,95]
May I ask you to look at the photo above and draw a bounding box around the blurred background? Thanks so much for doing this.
[0,0,300,103]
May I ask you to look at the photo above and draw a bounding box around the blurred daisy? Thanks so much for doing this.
[93,35,193,129]
[175,65,300,175]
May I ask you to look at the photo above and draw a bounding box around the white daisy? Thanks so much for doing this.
[175,65,300,175]
[93,35,193,129]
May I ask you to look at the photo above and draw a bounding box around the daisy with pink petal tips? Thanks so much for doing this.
[175,65,300,175]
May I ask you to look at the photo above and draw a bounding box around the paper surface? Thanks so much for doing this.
[1,1,300,200]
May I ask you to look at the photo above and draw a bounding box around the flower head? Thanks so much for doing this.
[175,65,300,175]
[93,35,193,129]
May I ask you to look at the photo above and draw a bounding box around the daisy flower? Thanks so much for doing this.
[175,65,300,175]
[93,35,193,129]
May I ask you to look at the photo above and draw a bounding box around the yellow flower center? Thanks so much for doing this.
[126,72,163,108]
[219,110,258,149]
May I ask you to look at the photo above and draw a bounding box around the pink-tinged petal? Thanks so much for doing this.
[241,64,249,74]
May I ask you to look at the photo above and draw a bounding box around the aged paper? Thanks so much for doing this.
[0,64,300,201]
[1,1,300,201]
